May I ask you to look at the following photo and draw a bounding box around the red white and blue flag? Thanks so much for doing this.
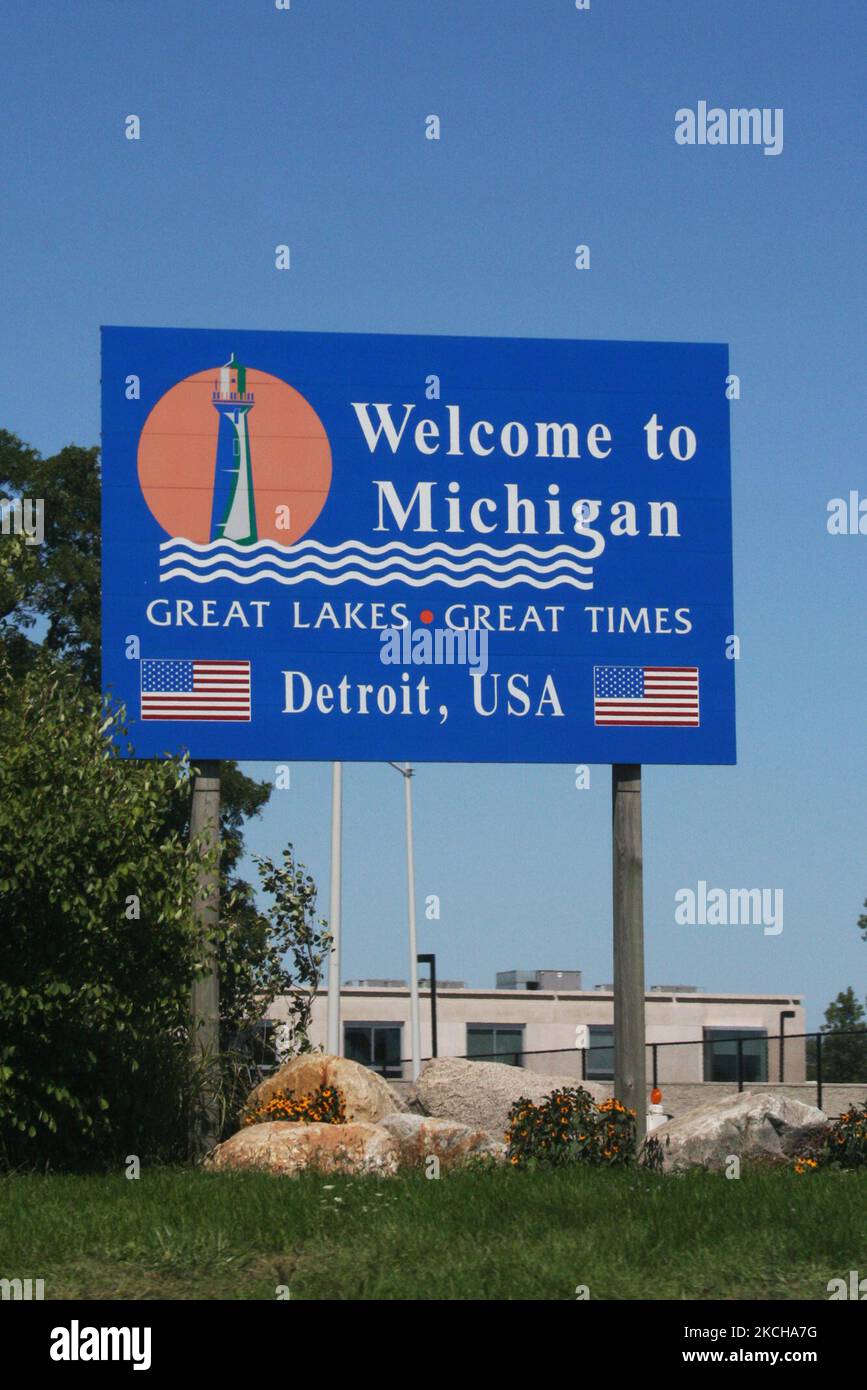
[140,659,251,721]
[593,665,699,726]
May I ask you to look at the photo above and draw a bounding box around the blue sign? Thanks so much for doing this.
[101,327,736,764]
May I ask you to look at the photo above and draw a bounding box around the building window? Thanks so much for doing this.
[467,1025,524,1067]
[344,1023,403,1078]
[587,1025,614,1080]
[703,1028,768,1083]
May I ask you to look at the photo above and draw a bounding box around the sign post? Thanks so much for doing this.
[326,761,343,1055]
[188,759,221,1158]
[612,763,646,1147]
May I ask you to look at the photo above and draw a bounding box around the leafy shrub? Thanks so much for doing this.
[825,1102,867,1168]
[506,1086,636,1167]
[795,1102,867,1174]
[793,1102,867,1173]
[244,850,333,1057]
[242,1084,346,1128]
[0,656,207,1168]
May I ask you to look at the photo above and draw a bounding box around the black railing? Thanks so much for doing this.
[369,1028,867,1115]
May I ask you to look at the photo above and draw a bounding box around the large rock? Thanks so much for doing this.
[245,1054,404,1125]
[649,1090,827,1172]
[415,1058,610,1136]
[206,1121,399,1177]
[378,1112,506,1168]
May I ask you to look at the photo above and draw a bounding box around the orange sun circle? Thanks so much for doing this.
[137,366,332,544]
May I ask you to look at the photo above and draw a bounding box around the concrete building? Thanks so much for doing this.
[265,969,807,1086]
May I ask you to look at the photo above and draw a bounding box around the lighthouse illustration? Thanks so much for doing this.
[209,353,258,545]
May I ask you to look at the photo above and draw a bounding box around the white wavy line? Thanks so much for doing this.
[159,536,596,561]
[159,566,594,590]
[160,549,593,578]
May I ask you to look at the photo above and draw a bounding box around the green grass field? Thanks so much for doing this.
[2,1165,864,1300]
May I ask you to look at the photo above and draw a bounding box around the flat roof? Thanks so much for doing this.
[298,986,803,1005]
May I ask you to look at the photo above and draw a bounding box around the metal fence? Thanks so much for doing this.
[380,1028,867,1114]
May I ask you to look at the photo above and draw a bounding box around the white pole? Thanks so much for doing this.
[327,761,343,1056]
[404,762,422,1081]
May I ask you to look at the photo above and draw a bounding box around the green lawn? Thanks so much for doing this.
[1,1164,864,1300]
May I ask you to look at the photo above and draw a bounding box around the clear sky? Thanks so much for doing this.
[2,2,864,1027]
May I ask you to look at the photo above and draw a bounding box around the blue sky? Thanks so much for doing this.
[2,2,865,1026]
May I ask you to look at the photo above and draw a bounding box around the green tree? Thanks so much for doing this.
[0,429,275,1036]
[219,850,332,1127]
[0,431,100,681]
[251,849,333,1056]
[819,988,867,1083]
[0,430,271,877]
[0,655,209,1167]
[0,431,44,676]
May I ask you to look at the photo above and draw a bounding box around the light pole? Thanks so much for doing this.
[389,762,422,1081]
[779,1009,796,1083]
[417,952,438,1058]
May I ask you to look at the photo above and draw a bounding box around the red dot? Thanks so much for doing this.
[419,609,434,625]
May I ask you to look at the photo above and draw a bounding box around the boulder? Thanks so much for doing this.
[244,1054,404,1125]
[415,1057,610,1136]
[378,1112,507,1168]
[206,1121,399,1177]
[648,1090,828,1172]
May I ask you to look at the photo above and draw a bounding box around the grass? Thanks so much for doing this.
[1,1163,865,1300]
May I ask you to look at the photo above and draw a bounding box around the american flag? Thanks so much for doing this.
[593,665,699,726]
[140,659,251,721]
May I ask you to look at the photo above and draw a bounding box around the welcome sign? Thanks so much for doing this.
[101,327,736,763]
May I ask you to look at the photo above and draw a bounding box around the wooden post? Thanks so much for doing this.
[326,761,343,1056]
[189,759,221,1158]
[612,764,646,1147]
